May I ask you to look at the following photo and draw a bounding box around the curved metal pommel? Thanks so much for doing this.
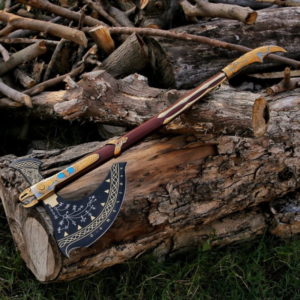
[222,46,286,79]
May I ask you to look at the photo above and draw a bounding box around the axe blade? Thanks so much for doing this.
[42,162,127,258]
[10,158,44,185]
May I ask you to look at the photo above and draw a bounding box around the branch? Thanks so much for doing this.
[256,0,300,6]
[0,41,47,76]
[24,65,85,96]
[266,67,300,96]
[0,79,32,107]
[0,12,87,47]
[0,43,9,61]
[0,97,23,108]
[14,69,36,89]
[84,0,122,27]
[88,26,300,69]
[43,38,68,81]
[16,0,107,27]
[0,37,59,46]
[180,0,258,25]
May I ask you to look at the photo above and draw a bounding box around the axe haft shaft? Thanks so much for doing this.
[16,45,286,208]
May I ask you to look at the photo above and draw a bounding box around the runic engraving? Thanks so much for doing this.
[10,159,44,185]
[57,164,120,249]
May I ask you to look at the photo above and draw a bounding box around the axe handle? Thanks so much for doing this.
[17,45,287,206]
[55,72,226,191]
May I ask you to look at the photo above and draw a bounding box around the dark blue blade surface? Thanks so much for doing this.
[43,162,127,258]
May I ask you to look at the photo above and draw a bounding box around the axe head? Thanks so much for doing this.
[42,162,127,258]
[11,157,127,258]
[10,158,44,185]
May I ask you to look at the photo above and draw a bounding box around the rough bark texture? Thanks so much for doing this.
[148,7,300,89]
[1,85,300,282]
[1,70,268,138]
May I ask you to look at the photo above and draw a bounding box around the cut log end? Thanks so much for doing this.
[252,96,270,138]
[89,26,115,55]
[245,11,258,25]
[23,217,57,281]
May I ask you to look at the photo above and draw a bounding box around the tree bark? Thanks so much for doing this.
[1,70,269,138]
[1,85,300,281]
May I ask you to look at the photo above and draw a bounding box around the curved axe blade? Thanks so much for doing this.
[43,162,127,258]
[10,158,44,185]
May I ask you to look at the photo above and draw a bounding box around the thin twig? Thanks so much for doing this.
[84,0,122,27]
[256,0,300,6]
[43,39,68,81]
[0,38,59,45]
[266,67,300,95]
[24,64,85,96]
[4,0,11,11]
[16,0,107,27]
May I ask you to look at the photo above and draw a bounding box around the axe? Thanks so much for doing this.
[10,45,285,258]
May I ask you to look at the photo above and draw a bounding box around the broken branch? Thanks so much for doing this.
[43,38,68,81]
[0,37,59,45]
[0,43,9,61]
[256,0,300,6]
[16,0,107,27]
[180,0,258,25]
[0,41,47,76]
[0,12,88,47]
[89,26,115,55]
[0,79,32,107]
[84,0,122,27]
[24,64,85,96]
[14,69,36,89]
[266,67,300,96]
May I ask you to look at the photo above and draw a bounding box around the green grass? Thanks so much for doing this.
[1,201,300,300]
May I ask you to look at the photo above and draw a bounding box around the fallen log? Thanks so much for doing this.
[1,86,300,281]
[0,70,269,138]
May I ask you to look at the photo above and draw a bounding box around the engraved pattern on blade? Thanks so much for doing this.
[10,158,44,185]
[42,162,127,257]
[157,73,226,122]
[58,163,120,248]
[33,153,99,197]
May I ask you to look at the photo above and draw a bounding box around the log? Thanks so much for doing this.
[147,7,300,89]
[97,34,149,79]
[1,85,300,281]
[1,70,269,138]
